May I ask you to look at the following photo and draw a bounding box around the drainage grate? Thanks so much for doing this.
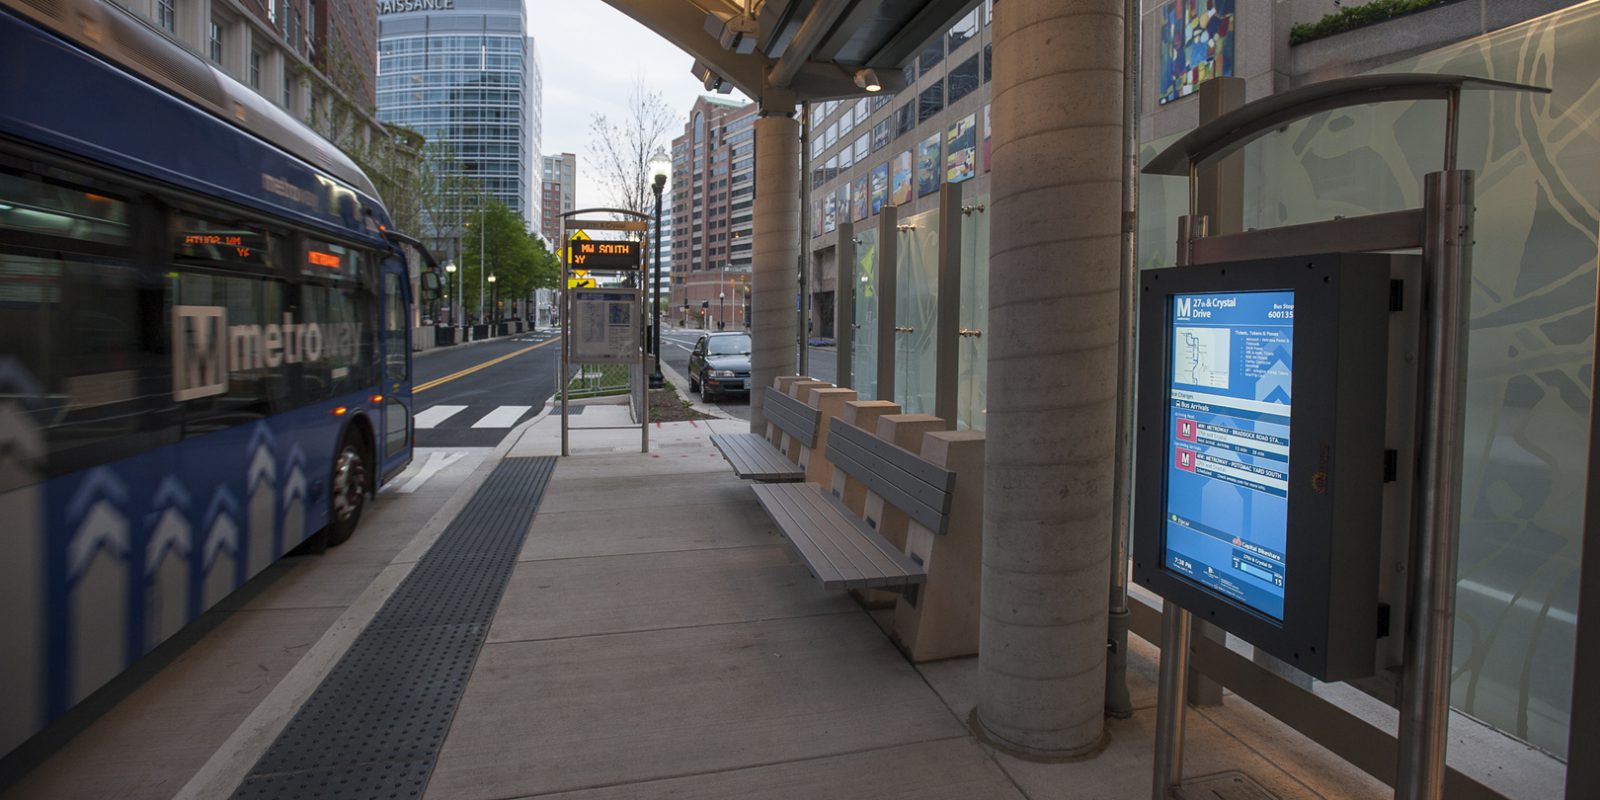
[231,456,557,800]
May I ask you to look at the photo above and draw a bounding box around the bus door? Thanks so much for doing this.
[379,256,413,479]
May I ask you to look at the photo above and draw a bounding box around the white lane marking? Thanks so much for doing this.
[395,451,467,494]
[414,405,467,429]
[471,405,533,428]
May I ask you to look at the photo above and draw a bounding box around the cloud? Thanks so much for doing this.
[530,0,749,212]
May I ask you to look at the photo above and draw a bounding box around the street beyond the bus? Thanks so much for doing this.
[412,329,563,447]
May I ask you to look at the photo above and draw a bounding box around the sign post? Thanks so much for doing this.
[559,208,651,456]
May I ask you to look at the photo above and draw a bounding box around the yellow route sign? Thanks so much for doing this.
[568,277,596,288]
[566,229,590,262]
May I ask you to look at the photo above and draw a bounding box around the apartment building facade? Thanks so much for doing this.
[109,0,382,142]
[668,95,756,329]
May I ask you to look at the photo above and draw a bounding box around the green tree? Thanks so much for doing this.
[459,200,560,320]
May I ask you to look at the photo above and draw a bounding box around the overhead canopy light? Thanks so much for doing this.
[853,68,882,92]
[691,59,733,94]
[704,11,758,55]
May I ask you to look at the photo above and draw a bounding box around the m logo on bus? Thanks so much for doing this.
[173,305,364,401]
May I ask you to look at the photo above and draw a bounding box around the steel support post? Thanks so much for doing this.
[1106,0,1142,720]
[1394,167,1474,800]
[1153,603,1193,798]
[837,221,855,389]
[798,102,811,377]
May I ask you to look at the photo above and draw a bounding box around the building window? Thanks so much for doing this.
[283,63,292,108]
[250,50,261,89]
[895,102,915,139]
[918,39,943,74]
[208,21,223,63]
[949,55,980,104]
[157,0,175,32]
[308,0,316,48]
[918,79,944,124]
[948,9,979,51]
[985,44,992,83]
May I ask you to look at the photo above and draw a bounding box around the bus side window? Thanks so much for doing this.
[0,166,172,483]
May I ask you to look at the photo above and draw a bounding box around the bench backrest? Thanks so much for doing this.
[826,420,956,535]
[764,386,822,448]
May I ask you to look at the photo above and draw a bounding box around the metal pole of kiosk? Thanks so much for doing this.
[1394,90,1472,800]
[1152,165,1203,799]
[560,219,570,457]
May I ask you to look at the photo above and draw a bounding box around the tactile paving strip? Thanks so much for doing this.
[231,456,557,800]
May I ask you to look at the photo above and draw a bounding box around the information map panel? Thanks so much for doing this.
[569,289,639,363]
[1164,290,1294,621]
[1133,253,1397,682]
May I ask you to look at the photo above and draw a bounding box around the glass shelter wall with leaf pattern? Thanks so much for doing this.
[1137,6,1599,758]
[894,209,940,414]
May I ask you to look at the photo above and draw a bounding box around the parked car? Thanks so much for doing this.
[687,331,752,402]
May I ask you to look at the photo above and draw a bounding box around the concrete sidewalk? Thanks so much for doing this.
[1,400,1393,800]
[419,412,1387,799]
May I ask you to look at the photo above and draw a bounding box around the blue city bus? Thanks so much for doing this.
[0,0,436,756]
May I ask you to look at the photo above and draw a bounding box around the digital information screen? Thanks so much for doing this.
[1163,290,1294,622]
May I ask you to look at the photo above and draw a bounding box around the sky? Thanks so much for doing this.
[532,1,752,211]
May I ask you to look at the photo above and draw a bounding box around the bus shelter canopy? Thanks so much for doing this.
[600,0,973,105]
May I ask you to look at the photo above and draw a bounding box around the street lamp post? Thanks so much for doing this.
[477,202,486,326]
[719,263,727,331]
[648,149,670,389]
[444,260,459,331]
[488,273,497,328]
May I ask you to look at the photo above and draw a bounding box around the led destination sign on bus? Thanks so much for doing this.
[569,240,641,270]
[1164,289,1294,621]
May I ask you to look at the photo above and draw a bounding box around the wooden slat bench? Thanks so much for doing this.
[710,386,820,482]
[752,419,957,595]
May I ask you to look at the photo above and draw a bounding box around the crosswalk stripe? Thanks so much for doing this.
[471,405,533,429]
[414,405,468,429]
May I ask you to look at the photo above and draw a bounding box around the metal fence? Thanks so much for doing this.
[568,362,631,399]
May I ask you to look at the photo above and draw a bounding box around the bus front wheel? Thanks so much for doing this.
[328,429,370,546]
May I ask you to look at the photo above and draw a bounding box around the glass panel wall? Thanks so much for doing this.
[894,209,939,414]
[1136,5,1600,757]
[852,228,879,400]
[958,197,989,430]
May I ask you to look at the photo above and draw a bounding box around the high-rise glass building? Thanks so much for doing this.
[376,0,542,246]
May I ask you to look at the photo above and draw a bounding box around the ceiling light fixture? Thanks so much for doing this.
[853,68,882,92]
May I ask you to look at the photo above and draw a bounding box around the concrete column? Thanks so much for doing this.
[749,102,800,434]
[975,0,1124,757]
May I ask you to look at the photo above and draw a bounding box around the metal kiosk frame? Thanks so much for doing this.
[1139,74,1546,800]
[559,208,650,456]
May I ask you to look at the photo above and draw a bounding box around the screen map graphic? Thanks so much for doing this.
[1164,290,1294,621]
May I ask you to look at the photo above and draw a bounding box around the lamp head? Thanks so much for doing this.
[487,274,496,283]
[649,148,671,188]
[445,261,456,274]
[853,68,882,92]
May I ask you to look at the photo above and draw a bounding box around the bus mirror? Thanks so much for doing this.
[420,271,442,299]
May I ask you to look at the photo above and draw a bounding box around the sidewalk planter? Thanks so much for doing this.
[472,324,489,340]
[435,325,457,347]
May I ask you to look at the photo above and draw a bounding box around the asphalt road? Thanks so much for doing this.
[410,329,563,447]
[657,327,840,422]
